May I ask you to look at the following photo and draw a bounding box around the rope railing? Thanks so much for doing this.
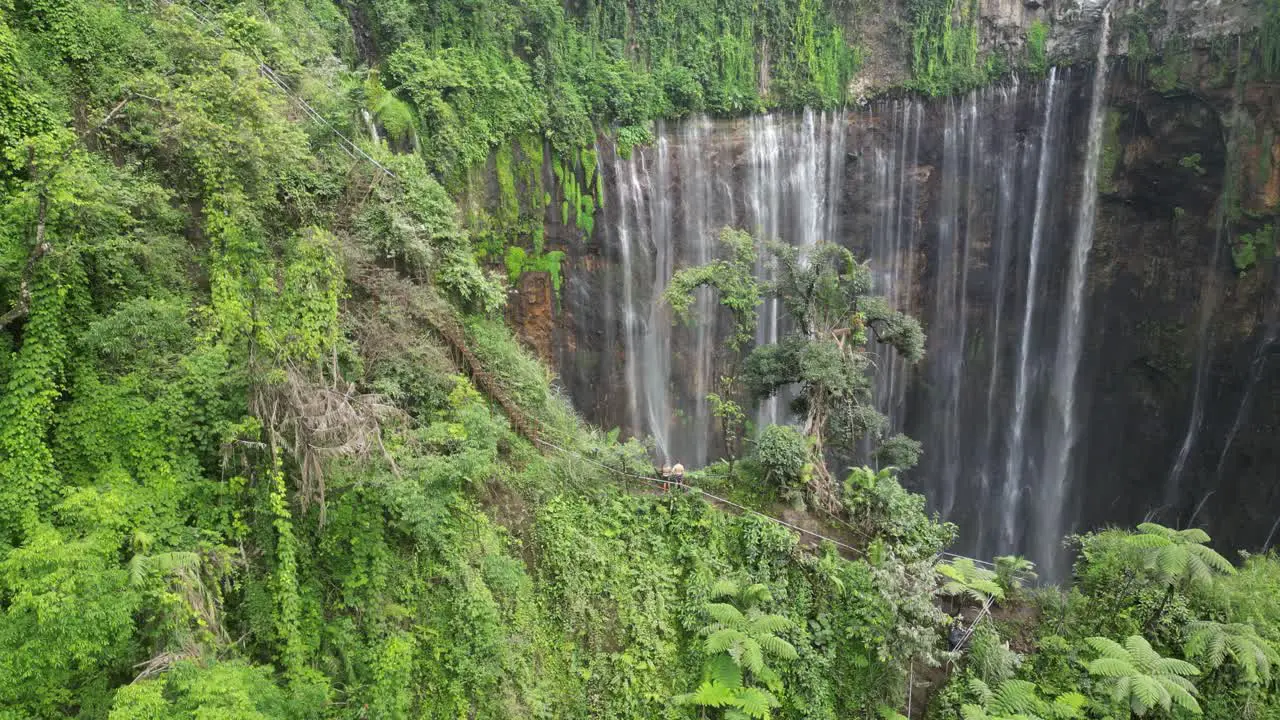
[533,435,1026,577]
[532,436,863,556]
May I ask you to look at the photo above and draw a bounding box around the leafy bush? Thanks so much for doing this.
[756,423,809,494]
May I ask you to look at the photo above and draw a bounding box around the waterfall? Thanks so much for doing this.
[566,57,1272,573]
[683,117,718,465]
[977,80,1022,553]
[361,109,380,145]
[613,149,647,444]
[603,111,847,465]
[870,100,922,435]
[1214,280,1280,489]
[1040,7,1112,578]
[749,115,784,429]
[642,131,674,458]
[854,74,1083,566]
[1003,68,1061,554]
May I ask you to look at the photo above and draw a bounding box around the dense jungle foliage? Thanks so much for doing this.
[4,0,1280,718]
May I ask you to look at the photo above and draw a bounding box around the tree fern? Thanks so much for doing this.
[1184,620,1280,685]
[1123,523,1234,591]
[1085,635,1202,716]
[938,557,1005,605]
[679,577,797,718]
[960,678,1083,720]
[994,555,1037,597]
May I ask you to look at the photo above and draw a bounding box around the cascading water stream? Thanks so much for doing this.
[614,152,645,441]
[604,111,847,465]
[1039,5,1112,578]
[1214,279,1280,490]
[1004,67,1061,553]
[750,115,784,429]
[977,80,1022,552]
[572,59,1269,571]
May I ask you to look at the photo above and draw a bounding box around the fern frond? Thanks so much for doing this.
[967,678,993,705]
[740,638,765,675]
[1124,533,1171,549]
[755,662,783,694]
[748,614,792,636]
[1125,635,1163,671]
[707,602,745,625]
[1049,692,1086,720]
[1159,677,1202,714]
[1130,674,1168,714]
[707,653,744,690]
[690,680,738,708]
[1085,637,1129,660]
[1112,675,1132,708]
[758,633,798,661]
[1136,522,1176,539]
[707,628,746,654]
[1088,658,1136,678]
[1187,544,1235,575]
[1151,657,1200,677]
[736,687,779,719]
[740,583,772,608]
[1175,527,1211,545]
[711,579,741,599]
[991,679,1043,715]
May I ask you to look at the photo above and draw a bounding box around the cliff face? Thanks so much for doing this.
[841,0,1269,95]
[492,32,1279,569]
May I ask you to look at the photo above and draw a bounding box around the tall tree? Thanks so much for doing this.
[665,228,924,508]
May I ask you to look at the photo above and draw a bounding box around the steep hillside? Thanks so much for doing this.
[3,0,1280,719]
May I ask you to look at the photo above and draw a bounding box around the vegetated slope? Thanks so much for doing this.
[0,2,948,717]
[6,1,1280,720]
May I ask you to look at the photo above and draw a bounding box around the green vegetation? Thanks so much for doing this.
[1262,0,1280,78]
[362,0,860,182]
[1084,636,1201,716]
[905,0,991,96]
[1232,224,1277,272]
[7,0,1280,719]
[665,230,925,508]
[673,579,798,719]
[1025,20,1049,78]
[1179,153,1206,175]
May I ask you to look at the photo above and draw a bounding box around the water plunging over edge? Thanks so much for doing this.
[1003,67,1061,553]
[1039,7,1112,578]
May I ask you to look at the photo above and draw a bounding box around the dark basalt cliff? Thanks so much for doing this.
[479,4,1279,571]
